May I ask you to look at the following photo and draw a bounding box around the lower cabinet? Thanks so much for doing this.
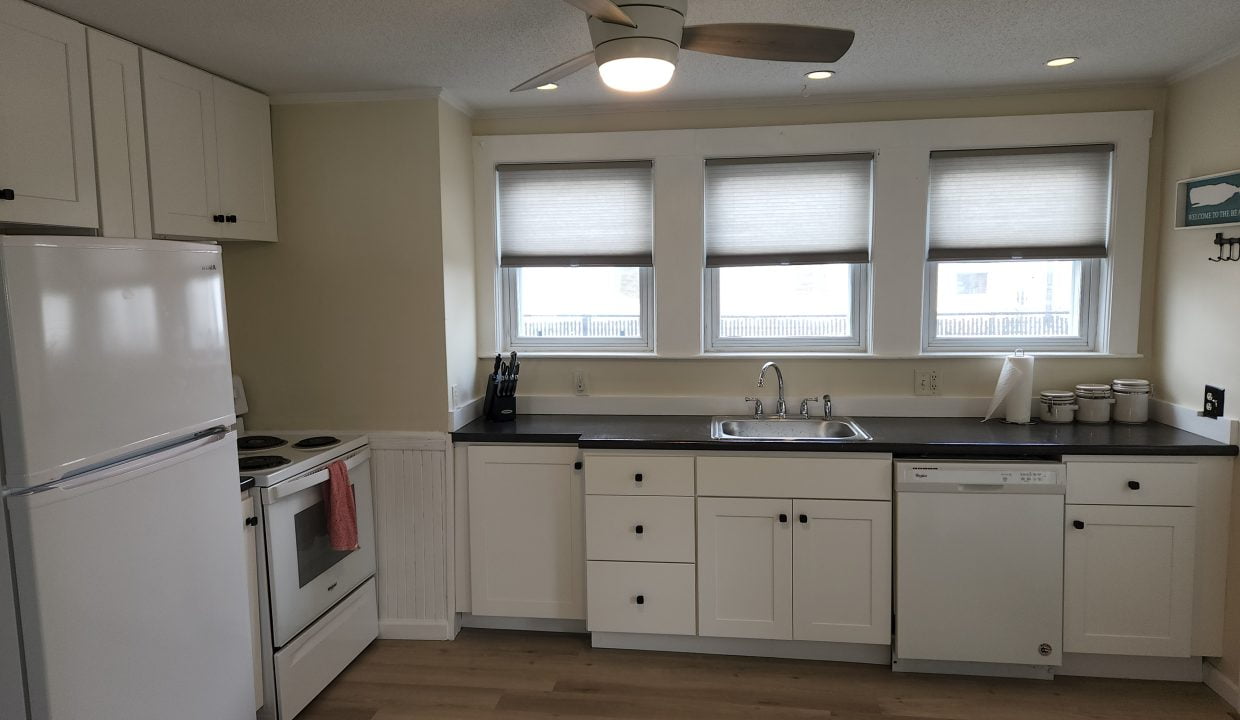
[697,496,891,644]
[468,445,584,619]
[1063,504,1196,657]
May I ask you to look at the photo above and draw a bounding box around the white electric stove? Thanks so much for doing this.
[237,431,369,487]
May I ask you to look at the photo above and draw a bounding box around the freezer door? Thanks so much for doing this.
[7,431,254,720]
[0,236,235,489]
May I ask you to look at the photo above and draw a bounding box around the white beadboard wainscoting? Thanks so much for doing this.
[368,432,456,641]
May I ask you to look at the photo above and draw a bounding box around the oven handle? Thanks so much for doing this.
[261,447,371,505]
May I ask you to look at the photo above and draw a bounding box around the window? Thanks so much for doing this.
[497,161,653,351]
[704,154,873,351]
[924,145,1113,351]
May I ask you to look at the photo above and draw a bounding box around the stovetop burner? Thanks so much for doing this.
[293,435,340,450]
[238,435,287,451]
[239,455,291,471]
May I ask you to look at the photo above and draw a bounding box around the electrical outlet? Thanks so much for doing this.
[573,370,588,396]
[914,369,941,396]
[1203,385,1225,419]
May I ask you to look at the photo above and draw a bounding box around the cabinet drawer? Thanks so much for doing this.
[587,561,695,635]
[696,456,890,500]
[585,454,694,496]
[1066,462,1196,506]
[586,496,695,562]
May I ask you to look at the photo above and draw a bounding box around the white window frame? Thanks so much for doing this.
[705,264,870,352]
[922,258,1101,352]
[501,266,654,353]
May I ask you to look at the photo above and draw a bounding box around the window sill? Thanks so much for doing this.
[483,351,1143,360]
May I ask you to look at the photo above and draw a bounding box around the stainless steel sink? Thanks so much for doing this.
[710,416,871,442]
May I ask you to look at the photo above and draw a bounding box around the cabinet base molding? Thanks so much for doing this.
[379,619,453,641]
[460,614,587,634]
[893,658,1055,680]
[1204,661,1240,711]
[1058,653,1204,682]
[590,632,891,665]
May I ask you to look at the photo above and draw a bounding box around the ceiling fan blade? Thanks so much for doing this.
[681,24,855,63]
[563,0,637,28]
[510,52,597,92]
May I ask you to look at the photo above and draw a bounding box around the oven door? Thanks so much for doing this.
[261,447,376,647]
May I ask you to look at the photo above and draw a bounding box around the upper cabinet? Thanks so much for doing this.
[87,30,151,239]
[143,50,278,242]
[0,0,98,228]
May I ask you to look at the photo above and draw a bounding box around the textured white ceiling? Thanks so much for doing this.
[32,0,1240,113]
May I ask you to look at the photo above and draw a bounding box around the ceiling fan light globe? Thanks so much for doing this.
[598,57,676,92]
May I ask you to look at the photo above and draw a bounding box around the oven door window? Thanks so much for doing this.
[294,486,356,588]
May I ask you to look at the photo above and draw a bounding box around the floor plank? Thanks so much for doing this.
[300,629,1236,720]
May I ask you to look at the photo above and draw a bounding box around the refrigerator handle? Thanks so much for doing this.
[14,426,230,497]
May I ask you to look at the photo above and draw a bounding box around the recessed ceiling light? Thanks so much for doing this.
[805,70,835,80]
[1045,57,1078,68]
[536,83,559,90]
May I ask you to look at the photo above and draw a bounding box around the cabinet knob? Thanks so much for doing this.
[1126,480,1141,490]
[573,461,582,470]
[245,516,258,527]
[799,514,808,524]
[1072,520,1085,529]
[634,524,644,534]
[635,594,645,605]
[778,513,788,523]
[213,214,225,223]
[226,214,238,223]
[634,473,643,483]
[0,189,14,201]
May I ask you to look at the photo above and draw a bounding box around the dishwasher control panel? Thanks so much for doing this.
[896,462,1065,490]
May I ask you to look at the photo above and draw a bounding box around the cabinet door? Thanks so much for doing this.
[793,499,891,644]
[214,77,278,242]
[468,446,584,619]
[1064,504,1195,657]
[0,0,97,227]
[142,49,221,239]
[240,493,263,712]
[696,497,792,640]
[86,30,151,238]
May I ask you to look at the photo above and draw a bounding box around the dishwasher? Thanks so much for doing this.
[894,461,1065,673]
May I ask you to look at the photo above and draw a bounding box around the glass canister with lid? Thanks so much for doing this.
[1075,384,1114,424]
[1039,390,1078,423]
[1112,378,1151,424]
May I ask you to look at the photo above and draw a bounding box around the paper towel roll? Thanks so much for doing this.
[983,351,1036,423]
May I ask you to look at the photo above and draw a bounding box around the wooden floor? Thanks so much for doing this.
[301,629,1237,720]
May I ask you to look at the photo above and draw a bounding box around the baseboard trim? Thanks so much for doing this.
[591,632,891,665]
[1057,653,1204,682]
[1205,660,1240,711]
[379,619,453,641]
[461,614,587,634]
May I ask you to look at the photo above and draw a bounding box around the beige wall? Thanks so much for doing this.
[438,102,481,410]
[1152,55,1240,682]
[474,87,1167,401]
[224,99,451,431]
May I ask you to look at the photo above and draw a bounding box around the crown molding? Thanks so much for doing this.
[269,86,473,115]
[1168,38,1240,84]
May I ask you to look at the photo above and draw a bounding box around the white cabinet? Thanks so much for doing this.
[142,50,277,242]
[86,29,151,238]
[696,497,793,640]
[0,0,97,228]
[793,499,891,645]
[468,445,584,619]
[241,492,263,712]
[1063,504,1196,657]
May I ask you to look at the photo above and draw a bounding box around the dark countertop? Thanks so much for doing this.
[451,414,1238,458]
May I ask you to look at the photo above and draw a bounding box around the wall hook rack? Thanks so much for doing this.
[1209,233,1240,262]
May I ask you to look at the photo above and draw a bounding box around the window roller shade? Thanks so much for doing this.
[927,144,1113,261]
[497,161,654,267]
[704,154,874,267]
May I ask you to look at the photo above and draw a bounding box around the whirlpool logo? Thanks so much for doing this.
[201,263,218,271]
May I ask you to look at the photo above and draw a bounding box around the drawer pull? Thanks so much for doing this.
[799,514,808,524]
[778,513,788,523]
[0,189,14,201]
[635,594,645,605]
[1126,480,1141,490]
[1072,520,1085,529]
[634,473,643,483]
[574,461,583,470]
[212,214,225,223]
[634,524,644,534]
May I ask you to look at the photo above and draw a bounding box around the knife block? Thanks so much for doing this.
[482,371,517,422]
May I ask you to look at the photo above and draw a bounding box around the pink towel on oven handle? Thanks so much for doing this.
[325,459,359,551]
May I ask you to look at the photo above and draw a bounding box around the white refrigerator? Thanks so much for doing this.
[0,236,255,719]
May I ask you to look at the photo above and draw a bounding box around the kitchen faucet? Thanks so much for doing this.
[757,361,786,418]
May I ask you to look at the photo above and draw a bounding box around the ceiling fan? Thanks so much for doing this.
[512,0,855,93]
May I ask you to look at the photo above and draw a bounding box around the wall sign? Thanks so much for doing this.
[1175,169,1240,230]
